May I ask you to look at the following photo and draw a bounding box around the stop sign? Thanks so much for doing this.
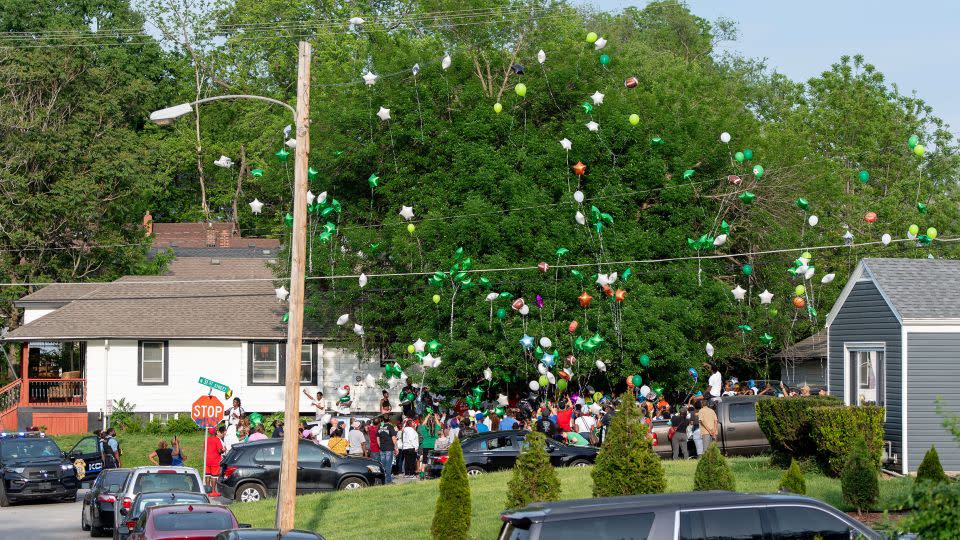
[192,395,224,429]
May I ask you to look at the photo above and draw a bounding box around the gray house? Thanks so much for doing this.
[775,329,827,389]
[827,258,960,474]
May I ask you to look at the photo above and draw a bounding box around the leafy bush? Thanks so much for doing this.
[166,415,202,435]
[841,437,879,515]
[145,418,165,435]
[110,398,140,432]
[504,431,560,510]
[756,396,842,466]
[916,446,949,484]
[694,443,735,491]
[778,459,806,495]
[899,479,960,539]
[809,405,884,476]
[431,437,470,540]
[591,394,665,497]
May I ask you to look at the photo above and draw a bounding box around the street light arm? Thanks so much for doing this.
[150,94,297,124]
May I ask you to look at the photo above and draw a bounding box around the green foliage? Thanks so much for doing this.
[756,397,842,465]
[145,418,165,435]
[110,398,140,433]
[165,415,202,435]
[504,431,560,510]
[916,446,949,485]
[841,437,879,514]
[592,394,665,497]
[693,443,735,491]
[778,459,806,495]
[431,437,471,540]
[900,480,960,539]
[810,405,884,477]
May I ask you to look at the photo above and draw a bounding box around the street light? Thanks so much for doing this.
[149,94,298,125]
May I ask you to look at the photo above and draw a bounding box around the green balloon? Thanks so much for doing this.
[275,148,289,161]
[632,375,643,387]
[571,269,584,281]
[795,197,810,210]
[913,144,925,157]
[249,412,263,426]
[629,113,640,126]
[794,285,806,296]
[538,375,549,387]
[768,308,779,317]
[499,291,514,299]
[743,148,753,160]
[639,354,650,367]
[582,102,593,114]
[367,173,379,188]
[556,379,568,392]
[734,151,745,163]
[599,54,610,65]
[908,135,919,149]
[742,264,753,276]
[650,137,665,147]
[514,83,527,97]
[284,213,293,228]
[622,268,633,282]
[858,170,870,183]
[586,32,598,43]
[752,165,764,178]
[496,308,507,319]
[308,167,318,180]
[281,312,289,323]
[427,339,441,353]
[683,169,695,180]
[909,224,919,236]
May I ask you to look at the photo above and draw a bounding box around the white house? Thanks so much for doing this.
[0,223,398,435]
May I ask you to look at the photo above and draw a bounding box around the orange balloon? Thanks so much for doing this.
[511,298,525,311]
[864,211,877,223]
[578,291,593,308]
[792,296,806,309]
[572,161,587,176]
[615,289,627,302]
[625,375,635,388]
[559,370,571,381]
[602,284,613,297]
[537,261,549,272]
[568,320,579,333]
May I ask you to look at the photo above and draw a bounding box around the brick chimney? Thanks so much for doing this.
[205,223,216,247]
[217,229,231,248]
[143,210,153,236]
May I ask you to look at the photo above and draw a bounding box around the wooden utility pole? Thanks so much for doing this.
[276,40,311,532]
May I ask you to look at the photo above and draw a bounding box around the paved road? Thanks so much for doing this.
[0,489,87,540]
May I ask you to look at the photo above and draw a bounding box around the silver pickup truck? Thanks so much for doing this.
[651,395,770,457]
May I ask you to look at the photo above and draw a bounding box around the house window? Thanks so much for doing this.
[149,413,179,423]
[251,342,280,384]
[301,344,317,385]
[849,349,884,406]
[138,341,168,385]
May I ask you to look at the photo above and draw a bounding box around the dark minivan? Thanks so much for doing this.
[499,491,885,540]
[217,439,384,503]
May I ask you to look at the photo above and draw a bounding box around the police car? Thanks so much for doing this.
[0,431,80,506]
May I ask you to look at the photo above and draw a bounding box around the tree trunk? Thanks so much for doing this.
[232,145,247,228]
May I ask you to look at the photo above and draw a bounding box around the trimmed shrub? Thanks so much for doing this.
[145,418,165,435]
[900,480,960,539]
[756,396,842,465]
[592,394,666,497]
[166,415,202,435]
[693,443,735,491]
[841,436,879,515]
[431,437,471,540]
[916,446,949,484]
[809,405,884,476]
[505,431,560,509]
[778,459,806,495]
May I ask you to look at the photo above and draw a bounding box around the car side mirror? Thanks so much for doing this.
[205,485,213,494]
[321,458,331,468]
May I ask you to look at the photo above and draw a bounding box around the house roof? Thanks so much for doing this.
[7,258,325,341]
[773,329,826,359]
[859,258,960,320]
[15,283,102,305]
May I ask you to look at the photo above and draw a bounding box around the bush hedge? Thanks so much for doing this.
[504,431,560,510]
[591,394,665,497]
[756,396,842,465]
[431,437,471,540]
[901,478,960,539]
[916,446,949,484]
[841,436,879,515]
[778,459,806,495]
[694,443,735,491]
[809,405,884,477]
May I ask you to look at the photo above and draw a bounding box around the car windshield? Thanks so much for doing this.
[133,472,201,493]
[153,510,234,531]
[135,493,208,516]
[100,470,131,492]
[0,438,61,460]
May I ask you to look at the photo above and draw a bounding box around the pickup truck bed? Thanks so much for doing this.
[651,395,770,457]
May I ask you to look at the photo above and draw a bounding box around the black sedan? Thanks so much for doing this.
[80,468,130,537]
[428,431,597,477]
[216,439,384,503]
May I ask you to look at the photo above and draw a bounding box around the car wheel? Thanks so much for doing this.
[568,459,591,468]
[465,466,485,476]
[0,483,10,507]
[90,523,105,537]
[237,483,266,503]
[338,477,368,491]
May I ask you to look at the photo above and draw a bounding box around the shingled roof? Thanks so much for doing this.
[773,329,826,359]
[7,258,324,341]
[860,258,960,320]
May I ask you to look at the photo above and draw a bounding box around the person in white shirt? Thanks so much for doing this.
[224,398,245,426]
[223,424,239,452]
[706,363,722,403]
[574,410,597,442]
[721,381,737,397]
[398,420,420,477]
[303,389,331,436]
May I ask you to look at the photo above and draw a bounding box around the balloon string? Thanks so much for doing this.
[412,74,425,143]
[387,120,400,175]
[538,63,562,113]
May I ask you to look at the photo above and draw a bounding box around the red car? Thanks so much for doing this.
[126,503,248,540]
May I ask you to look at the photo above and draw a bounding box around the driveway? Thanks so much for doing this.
[0,490,86,540]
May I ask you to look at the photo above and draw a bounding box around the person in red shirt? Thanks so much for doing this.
[367,418,381,457]
[205,426,225,491]
[555,397,574,433]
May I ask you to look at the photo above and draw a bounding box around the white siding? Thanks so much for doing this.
[23,307,56,324]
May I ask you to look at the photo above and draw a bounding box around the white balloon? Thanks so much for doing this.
[731,285,747,301]
[537,49,546,64]
[881,233,892,245]
[275,286,289,302]
[804,267,816,280]
[248,198,264,215]
[537,363,548,375]
[365,373,376,385]
[609,272,618,284]
[720,132,731,143]
[317,191,328,204]
[808,215,819,227]
[376,106,391,121]
[353,323,364,336]
[594,37,607,50]
[307,191,316,205]
[595,360,606,372]
[575,211,586,225]
[758,290,774,305]
[590,403,602,414]
[585,121,599,132]
[483,367,493,381]
[432,358,441,368]
[337,386,348,397]
[362,71,378,86]
[497,393,510,406]
[519,305,530,316]
[441,53,451,70]
[336,314,349,326]
[485,292,499,302]
[821,273,836,284]
[399,205,415,221]
[539,337,552,348]
[573,190,585,203]
[349,17,365,25]
[639,385,651,397]
[546,372,556,385]
[713,234,727,247]
[214,155,234,168]
[358,273,368,288]
[706,342,715,357]
[559,138,572,151]
[529,381,540,391]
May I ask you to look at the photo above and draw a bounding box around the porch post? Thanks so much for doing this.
[19,342,28,406]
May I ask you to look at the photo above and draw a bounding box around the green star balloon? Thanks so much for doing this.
[275,148,290,161]
[308,167,318,180]
[284,213,293,228]
[581,102,593,114]
[650,137,665,147]
[738,192,756,204]
[683,169,695,180]
[795,198,810,210]
[555,247,569,257]
[916,202,928,214]
[427,339,441,353]
[367,173,379,188]
[720,220,730,234]
[622,268,633,282]
[737,324,752,333]
[250,169,264,177]
[282,312,289,323]
[759,333,774,345]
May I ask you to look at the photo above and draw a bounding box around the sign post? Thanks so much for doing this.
[198,377,231,395]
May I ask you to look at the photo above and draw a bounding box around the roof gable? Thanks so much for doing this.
[862,258,960,320]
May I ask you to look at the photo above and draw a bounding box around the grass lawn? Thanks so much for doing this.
[230,457,914,540]
[53,433,207,470]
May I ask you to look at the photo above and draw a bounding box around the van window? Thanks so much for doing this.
[680,508,765,540]
[133,472,201,493]
[255,445,282,462]
[771,506,853,539]
[539,513,654,539]
[728,403,757,423]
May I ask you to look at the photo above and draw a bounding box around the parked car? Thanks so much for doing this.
[114,491,211,540]
[114,466,207,530]
[126,503,247,540]
[64,433,108,483]
[0,431,79,506]
[651,395,771,458]
[499,491,885,540]
[216,439,384,502]
[80,468,131,536]
[215,530,326,540]
[428,431,597,477]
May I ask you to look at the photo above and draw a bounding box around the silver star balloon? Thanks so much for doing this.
[376,107,391,121]
[559,138,572,151]
[591,91,605,105]
[732,285,747,301]
[586,121,599,132]
[248,198,264,215]
[362,71,378,86]
[399,205,415,221]
[758,289,774,305]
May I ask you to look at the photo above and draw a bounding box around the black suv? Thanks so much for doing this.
[499,491,884,540]
[0,432,79,506]
[428,431,597,478]
[216,439,384,502]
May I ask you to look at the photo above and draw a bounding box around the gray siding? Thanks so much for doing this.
[828,280,902,462]
[780,357,826,387]
[906,333,960,472]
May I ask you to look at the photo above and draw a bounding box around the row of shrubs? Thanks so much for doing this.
[118,414,202,435]
[756,396,885,476]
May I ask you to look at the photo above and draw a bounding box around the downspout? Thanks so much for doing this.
[103,339,109,431]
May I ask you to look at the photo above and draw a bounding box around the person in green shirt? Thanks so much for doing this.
[417,411,442,480]
[562,431,590,447]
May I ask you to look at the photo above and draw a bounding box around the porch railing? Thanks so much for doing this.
[25,378,86,406]
[0,379,21,413]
